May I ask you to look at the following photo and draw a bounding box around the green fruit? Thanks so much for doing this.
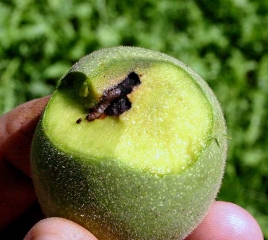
[31,46,227,240]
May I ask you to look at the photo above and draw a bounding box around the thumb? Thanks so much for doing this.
[24,217,98,240]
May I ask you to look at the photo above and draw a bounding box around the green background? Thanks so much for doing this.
[1,0,267,238]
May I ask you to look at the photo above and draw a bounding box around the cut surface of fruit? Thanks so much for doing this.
[43,59,212,175]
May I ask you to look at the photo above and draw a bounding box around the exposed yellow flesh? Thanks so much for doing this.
[43,61,212,175]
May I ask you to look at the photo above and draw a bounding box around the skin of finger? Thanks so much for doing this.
[0,160,36,230]
[0,96,50,177]
[0,96,50,230]
[23,217,98,240]
[186,201,264,240]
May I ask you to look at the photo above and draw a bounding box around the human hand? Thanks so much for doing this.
[0,97,264,240]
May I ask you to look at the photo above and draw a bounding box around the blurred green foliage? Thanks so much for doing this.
[0,0,267,238]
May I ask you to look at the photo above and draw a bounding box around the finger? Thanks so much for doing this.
[186,201,264,240]
[0,159,37,230]
[23,217,98,240]
[0,96,50,177]
[0,96,50,230]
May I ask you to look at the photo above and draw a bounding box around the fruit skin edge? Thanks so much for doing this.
[31,47,227,240]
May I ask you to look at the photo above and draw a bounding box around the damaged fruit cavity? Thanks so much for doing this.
[77,72,141,123]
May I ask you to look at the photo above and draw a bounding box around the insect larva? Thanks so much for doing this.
[80,72,141,123]
[86,88,122,121]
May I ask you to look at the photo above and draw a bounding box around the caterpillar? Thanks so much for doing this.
[76,72,140,123]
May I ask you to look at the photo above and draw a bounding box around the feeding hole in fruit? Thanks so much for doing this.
[76,72,141,123]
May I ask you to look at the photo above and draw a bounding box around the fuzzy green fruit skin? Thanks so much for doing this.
[31,47,227,240]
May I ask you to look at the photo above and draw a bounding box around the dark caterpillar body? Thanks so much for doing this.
[76,72,140,123]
